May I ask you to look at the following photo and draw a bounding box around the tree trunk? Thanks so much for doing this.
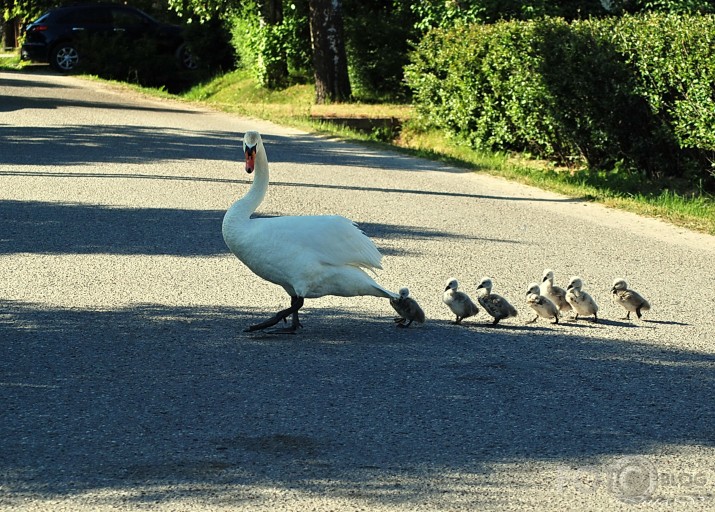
[0,20,8,49]
[308,0,351,103]
[2,0,16,49]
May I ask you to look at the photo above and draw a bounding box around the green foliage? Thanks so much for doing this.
[228,0,311,89]
[410,0,606,31]
[342,0,417,101]
[405,14,715,189]
[182,17,235,73]
[607,0,715,14]
[614,14,715,153]
[166,0,233,23]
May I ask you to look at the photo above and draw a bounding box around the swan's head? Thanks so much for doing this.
[526,282,540,296]
[612,278,628,293]
[542,269,554,283]
[567,276,583,292]
[242,131,262,174]
[444,278,458,292]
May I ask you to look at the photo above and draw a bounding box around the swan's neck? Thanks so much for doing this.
[227,142,269,221]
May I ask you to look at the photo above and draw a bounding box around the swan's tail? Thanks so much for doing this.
[375,285,400,300]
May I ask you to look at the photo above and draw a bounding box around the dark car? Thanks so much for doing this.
[21,3,197,72]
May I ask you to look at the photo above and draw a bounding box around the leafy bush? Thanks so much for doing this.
[405,14,715,188]
[343,1,417,101]
[229,0,312,89]
[411,0,607,30]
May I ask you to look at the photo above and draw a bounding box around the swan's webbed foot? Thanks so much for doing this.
[267,311,302,334]
[245,296,304,334]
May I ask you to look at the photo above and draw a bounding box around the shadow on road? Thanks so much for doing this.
[1,299,714,507]
[0,200,519,256]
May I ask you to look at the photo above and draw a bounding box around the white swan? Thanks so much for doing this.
[222,130,398,333]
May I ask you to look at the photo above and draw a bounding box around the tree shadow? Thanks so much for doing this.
[1,300,714,507]
[0,125,237,164]
[0,73,71,89]
[0,200,499,256]
[0,70,202,113]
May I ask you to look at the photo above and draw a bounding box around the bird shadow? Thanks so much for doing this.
[590,318,642,328]
[642,319,690,326]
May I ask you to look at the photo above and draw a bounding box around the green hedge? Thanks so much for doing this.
[405,14,715,186]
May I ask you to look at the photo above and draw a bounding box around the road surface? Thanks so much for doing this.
[2,68,715,510]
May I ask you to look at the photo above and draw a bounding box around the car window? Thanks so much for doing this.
[60,7,112,25]
[111,8,150,28]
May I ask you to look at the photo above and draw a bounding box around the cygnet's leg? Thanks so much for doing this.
[245,296,304,333]
[397,319,413,328]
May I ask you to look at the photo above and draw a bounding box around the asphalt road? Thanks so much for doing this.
[2,68,715,511]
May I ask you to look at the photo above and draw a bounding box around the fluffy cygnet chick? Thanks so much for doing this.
[540,269,572,314]
[443,278,479,325]
[526,283,559,324]
[476,277,518,326]
[390,287,425,328]
[612,278,650,320]
[565,276,599,322]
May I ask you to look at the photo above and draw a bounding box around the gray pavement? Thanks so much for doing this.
[2,68,715,510]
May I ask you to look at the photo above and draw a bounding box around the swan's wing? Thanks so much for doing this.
[256,215,384,270]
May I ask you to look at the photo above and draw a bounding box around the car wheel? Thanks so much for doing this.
[176,43,198,70]
[50,43,80,72]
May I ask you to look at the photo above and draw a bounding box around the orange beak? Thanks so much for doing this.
[245,147,256,173]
